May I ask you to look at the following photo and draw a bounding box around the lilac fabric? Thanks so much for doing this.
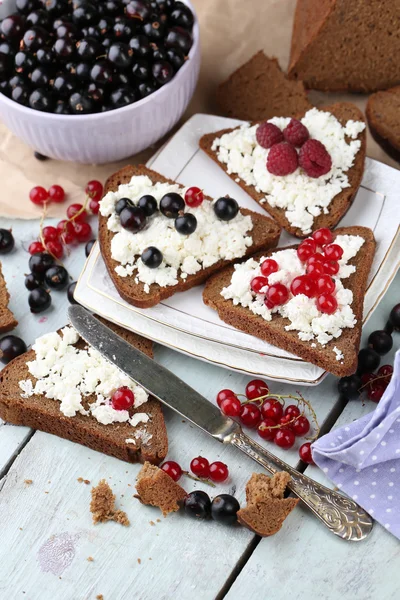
[312,351,400,538]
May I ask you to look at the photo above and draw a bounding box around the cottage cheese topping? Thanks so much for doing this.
[211,108,365,234]
[19,326,150,429]
[99,175,253,293]
[221,235,365,348]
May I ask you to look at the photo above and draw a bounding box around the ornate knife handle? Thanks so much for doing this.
[231,432,373,542]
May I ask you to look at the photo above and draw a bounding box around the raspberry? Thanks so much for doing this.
[283,118,309,147]
[299,139,332,178]
[267,142,298,176]
[256,122,283,149]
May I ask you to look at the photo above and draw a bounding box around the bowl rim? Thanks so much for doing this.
[0,0,199,122]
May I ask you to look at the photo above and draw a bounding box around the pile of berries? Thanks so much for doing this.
[256,118,332,178]
[250,228,342,315]
[183,491,240,524]
[161,456,229,484]
[0,0,194,114]
[216,379,317,464]
[338,303,399,403]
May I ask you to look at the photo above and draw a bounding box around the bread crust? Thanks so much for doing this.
[0,263,18,334]
[203,226,376,377]
[366,87,400,163]
[199,103,366,238]
[98,165,281,308]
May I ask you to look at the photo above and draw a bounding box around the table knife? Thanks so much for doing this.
[69,305,373,542]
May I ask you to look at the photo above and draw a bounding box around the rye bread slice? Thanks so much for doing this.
[216,51,312,122]
[288,0,400,93]
[135,462,187,516]
[237,472,298,537]
[366,86,400,163]
[203,226,375,377]
[0,318,168,465]
[0,262,17,333]
[98,165,281,309]
[199,103,366,239]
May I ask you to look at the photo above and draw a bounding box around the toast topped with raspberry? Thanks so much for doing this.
[98,165,281,309]
[203,226,375,377]
[199,103,366,238]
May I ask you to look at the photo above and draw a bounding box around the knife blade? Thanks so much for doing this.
[68,305,373,541]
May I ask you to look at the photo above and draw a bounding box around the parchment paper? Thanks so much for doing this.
[0,0,397,219]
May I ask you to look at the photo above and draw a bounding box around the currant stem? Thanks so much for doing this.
[183,471,216,488]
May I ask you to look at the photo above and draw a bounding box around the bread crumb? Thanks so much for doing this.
[87,556,94,562]
[156,519,161,523]
[24,479,33,485]
[77,477,91,484]
[149,520,155,526]
[96,595,104,600]
[137,558,141,565]
[90,480,130,526]
[19,527,23,531]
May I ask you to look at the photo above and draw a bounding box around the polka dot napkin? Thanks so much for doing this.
[312,350,400,538]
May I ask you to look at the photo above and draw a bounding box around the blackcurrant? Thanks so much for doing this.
[125,0,151,21]
[143,20,165,41]
[357,348,380,374]
[165,26,192,54]
[90,60,114,84]
[86,82,106,104]
[16,0,37,14]
[108,42,133,69]
[141,246,163,268]
[131,58,150,81]
[28,252,54,278]
[56,22,78,39]
[44,265,69,290]
[23,27,49,51]
[389,304,400,331]
[170,3,194,29]
[337,374,362,400]
[0,229,15,254]
[30,66,52,87]
[113,18,136,40]
[0,335,27,364]
[214,197,239,221]
[184,491,211,519]
[211,494,240,525]
[44,0,69,17]
[25,272,42,291]
[76,62,92,81]
[67,281,78,304]
[368,330,393,356]
[1,15,25,40]
[53,38,76,62]
[69,91,94,114]
[53,73,75,97]
[12,84,30,105]
[152,60,173,85]
[115,197,134,215]
[166,47,185,70]
[36,47,53,65]
[138,80,157,98]
[26,9,50,28]
[160,193,184,218]
[129,34,151,58]
[76,37,102,61]
[54,99,70,114]
[175,213,197,235]
[85,239,96,257]
[29,88,54,112]
[28,288,51,313]
[15,51,36,74]
[138,194,157,216]
[120,206,147,232]
[72,2,97,27]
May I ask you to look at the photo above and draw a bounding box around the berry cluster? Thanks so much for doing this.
[161,457,229,484]
[0,0,194,114]
[257,118,332,178]
[216,379,318,464]
[338,303,399,402]
[183,491,240,525]
[250,228,342,315]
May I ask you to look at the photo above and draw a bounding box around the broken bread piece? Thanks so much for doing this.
[0,263,17,333]
[237,472,298,537]
[135,462,187,517]
[90,479,130,526]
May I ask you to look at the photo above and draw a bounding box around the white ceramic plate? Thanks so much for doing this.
[75,114,400,385]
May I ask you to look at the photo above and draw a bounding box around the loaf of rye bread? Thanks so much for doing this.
[216,51,312,122]
[288,0,400,93]
[0,318,168,465]
[199,103,366,238]
[366,86,400,163]
[0,263,17,333]
[203,226,376,377]
[98,165,281,309]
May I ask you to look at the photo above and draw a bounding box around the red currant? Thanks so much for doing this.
[190,456,210,478]
[274,429,295,449]
[290,275,317,298]
[42,226,59,242]
[324,243,343,261]
[240,403,261,428]
[245,379,269,400]
[209,461,229,482]
[323,260,339,275]
[57,220,76,244]
[368,382,386,403]
[312,228,333,246]
[378,364,393,385]
[67,203,87,223]
[261,398,283,421]
[307,253,325,264]
[265,296,275,309]
[111,386,135,410]
[216,389,236,407]
[316,274,335,295]
[297,241,316,262]
[220,396,241,417]
[184,186,204,207]
[292,415,310,436]
[302,238,317,251]
[250,276,269,294]
[29,241,45,255]
[361,372,376,392]
[316,293,338,315]
[260,258,278,277]
[86,180,103,202]
[257,418,277,441]
[278,415,294,430]
[89,199,100,214]
[306,261,325,279]
[74,221,92,243]
[161,460,182,482]
[299,442,314,464]
[267,283,289,306]
[48,184,65,203]
[46,240,63,259]
[284,404,300,419]
[29,186,49,206]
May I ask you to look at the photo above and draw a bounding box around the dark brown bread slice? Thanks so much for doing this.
[288,0,400,93]
[366,86,400,163]
[237,471,298,537]
[203,227,375,377]
[98,165,281,309]
[90,479,130,526]
[216,51,312,122]
[0,263,17,333]
[200,103,366,238]
[135,462,187,516]
[0,318,168,465]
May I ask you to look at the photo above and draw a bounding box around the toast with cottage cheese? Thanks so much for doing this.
[0,318,168,465]
[199,103,366,238]
[203,226,375,377]
[98,165,281,309]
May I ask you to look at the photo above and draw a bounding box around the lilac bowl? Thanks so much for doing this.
[0,0,200,164]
